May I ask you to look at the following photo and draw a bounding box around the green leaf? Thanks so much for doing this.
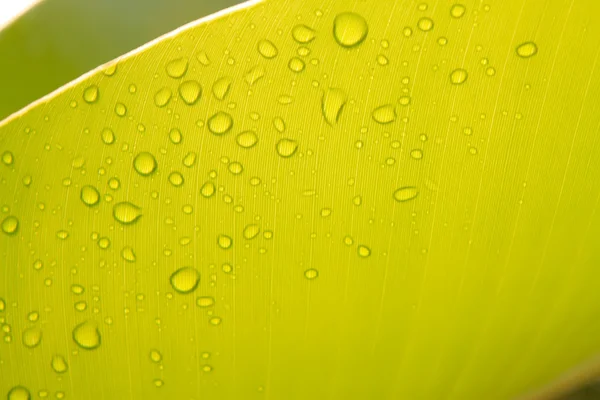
[1,0,600,398]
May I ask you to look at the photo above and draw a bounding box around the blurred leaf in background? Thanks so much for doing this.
[0,0,242,120]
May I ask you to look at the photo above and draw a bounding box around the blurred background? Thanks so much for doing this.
[0,1,599,398]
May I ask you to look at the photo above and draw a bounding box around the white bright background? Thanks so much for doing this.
[0,0,43,31]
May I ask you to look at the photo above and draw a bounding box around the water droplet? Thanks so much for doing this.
[169,128,182,144]
[257,39,279,59]
[377,54,389,66]
[450,68,468,84]
[197,51,211,66]
[115,102,127,117]
[398,96,411,106]
[438,36,448,46]
[80,185,100,207]
[83,85,99,103]
[245,66,265,85]
[236,131,258,149]
[210,317,222,326]
[121,247,136,262]
[170,267,200,294]
[22,327,42,348]
[0,298,5,311]
[410,149,423,159]
[56,230,69,240]
[333,12,368,48]
[486,67,496,76]
[243,224,260,240]
[276,139,298,158]
[183,152,197,167]
[178,80,202,105]
[51,355,68,373]
[403,27,413,37]
[166,57,189,78]
[113,202,142,225]
[212,77,232,100]
[1,216,19,235]
[417,17,434,31]
[103,62,117,76]
[208,112,233,135]
[393,186,419,202]
[98,237,111,249]
[2,151,14,166]
[7,386,30,400]
[150,349,162,363]
[217,234,233,249]
[133,152,157,176]
[304,268,319,280]
[273,117,286,132]
[357,245,371,258]
[372,104,397,124]
[516,41,538,58]
[101,128,115,145]
[288,57,306,73]
[154,87,172,108]
[72,321,101,350]
[168,171,184,187]
[450,4,466,18]
[292,24,316,43]
[71,284,84,295]
[197,296,215,307]
[321,88,347,125]
[201,182,216,198]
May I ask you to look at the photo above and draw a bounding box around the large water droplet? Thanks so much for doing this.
[1,216,19,235]
[276,139,298,158]
[516,41,538,58]
[208,112,233,135]
[133,152,157,176]
[257,39,279,59]
[7,386,30,400]
[51,355,68,373]
[212,77,232,100]
[72,321,101,350]
[22,327,42,348]
[178,80,202,105]
[333,12,368,48]
[83,85,99,103]
[113,202,142,225]
[166,57,189,78]
[80,185,100,207]
[170,267,200,294]
[372,104,397,124]
[321,88,347,125]
[450,68,468,84]
[292,24,316,43]
[393,186,419,202]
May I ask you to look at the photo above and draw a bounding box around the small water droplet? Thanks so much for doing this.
[183,152,197,167]
[113,202,142,225]
[83,85,99,103]
[72,321,101,350]
[243,224,260,240]
[121,247,136,262]
[208,112,234,135]
[80,185,100,207]
[450,68,468,84]
[304,268,319,280]
[133,152,158,176]
[168,171,184,187]
[1,151,14,165]
[321,88,347,125]
[217,234,233,249]
[276,139,298,158]
[212,77,232,100]
[22,327,42,348]
[393,186,419,202]
[450,4,466,18]
[236,131,258,149]
[257,39,279,59]
[169,128,182,144]
[197,296,215,307]
[51,355,68,373]
[372,104,397,124]
[201,182,216,198]
[245,66,265,85]
[516,41,538,58]
[170,267,200,294]
[333,12,369,48]
[150,349,162,363]
[288,57,306,73]
[166,57,189,78]
[115,102,127,117]
[417,17,434,31]
[101,128,115,145]
[178,80,202,105]
[410,149,423,160]
[197,51,211,66]
[292,24,316,43]
[357,245,371,258]
[1,216,19,235]
[154,87,172,108]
